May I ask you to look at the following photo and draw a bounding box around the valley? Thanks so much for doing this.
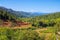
[0,6,60,40]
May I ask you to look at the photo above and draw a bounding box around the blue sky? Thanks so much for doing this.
[0,0,60,13]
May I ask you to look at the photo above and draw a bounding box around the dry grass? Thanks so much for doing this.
[35,28,56,40]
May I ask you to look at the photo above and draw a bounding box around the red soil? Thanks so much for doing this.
[0,21,30,27]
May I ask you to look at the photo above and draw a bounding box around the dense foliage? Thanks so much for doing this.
[18,12,60,32]
[0,7,17,21]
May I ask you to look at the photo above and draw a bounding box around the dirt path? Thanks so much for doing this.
[35,28,56,40]
[56,32,60,40]
[35,28,47,33]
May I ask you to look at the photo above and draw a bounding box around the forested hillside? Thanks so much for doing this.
[20,12,60,27]
[0,6,60,29]
[0,7,18,21]
[0,6,60,40]
[0,6,60,28]
[0,7,31,27]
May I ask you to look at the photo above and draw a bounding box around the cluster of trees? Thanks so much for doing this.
[32,21,56,27]
[30,12,60,27]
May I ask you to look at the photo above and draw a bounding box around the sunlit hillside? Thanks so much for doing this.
[0,6,60,40]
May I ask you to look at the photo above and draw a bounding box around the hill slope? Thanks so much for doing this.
[0,6,60,28]
[0,7,17,21]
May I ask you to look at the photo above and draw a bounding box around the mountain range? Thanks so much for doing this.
[0,6,48,17]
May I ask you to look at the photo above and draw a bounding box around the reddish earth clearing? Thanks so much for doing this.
[0,21,31,28]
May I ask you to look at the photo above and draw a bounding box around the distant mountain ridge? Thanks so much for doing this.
[30,12,48,17]
[0,6,48,18]
[0,6,31,17]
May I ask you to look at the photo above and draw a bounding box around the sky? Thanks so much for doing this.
[0,0,60,13]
